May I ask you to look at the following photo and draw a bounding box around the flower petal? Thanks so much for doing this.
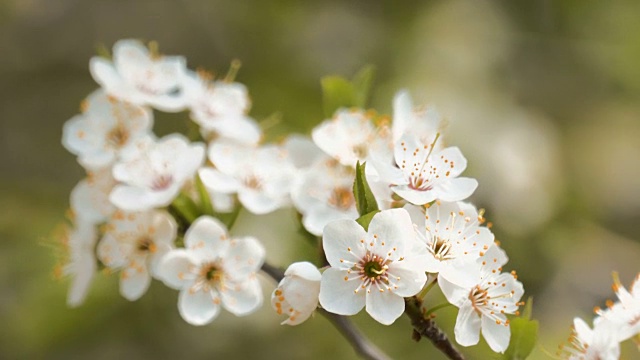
[367,208,414,260]
[365,289,405,325]
[120,263,151,301]
[199,167,241,194]
[183,216,230,256]
[433,177,478,202]
[220,277,263,316]
[319,268,365,316]
[322,219,367,268]
[481,314,510,353]
[224,236,265,280]
[454,300,481,346]
[178,288,221,326]
[156,249,196,290]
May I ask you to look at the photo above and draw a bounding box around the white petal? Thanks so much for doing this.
[89,57,125,93]
[156,249,195,290]
[431,147,468,179]
[319,268,365,316]
[178,288,221,326]
[302,206,355,237]
[152,211,177,246]
[392,89,413,142]
[367,208,414,260]
[238,190,284,215]
[184,216,230,256]
[283,134,323,169]
[481,314,510,353]
[67,255,96,308]
[199,167,241,194]
[220,277,263,316]
[392,185,437,205]
[96,234,127,268]
[120,263,151,301]
[224,236,265,280]
[387,262,428,297]
[433,178,478,202]
[205,115,262,145]
[322,219,367,268]
[454,300,481,346]
[109,185,171,211]
[284,262,322,282]
[439,276,471,307]
[365,290,405,325]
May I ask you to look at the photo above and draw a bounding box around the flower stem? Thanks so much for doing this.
[424,302,454,317]
[417,275,438,299]
[170,192,201,224]
[260,262,391,360]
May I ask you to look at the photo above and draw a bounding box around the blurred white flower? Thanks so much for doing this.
[97,210,176,301]
[199,141,295,214]
[595,272,640,341]
[70,167,117,224]
[312,109,392,168]
[58,219,97,308]
[62,89,153,170]
[559,317,621,360]
[404,201,494,286]
[319,209,429,325]
[110,134,205,211]
[183,70,262,145]
[392,89,442,146]
[283,134,324,170]
[439,245,524,353]
[372,134,477,205]
[90,39,189,112]
[272,262,321,325]
[157,216,265,325]
[292,156,358,236]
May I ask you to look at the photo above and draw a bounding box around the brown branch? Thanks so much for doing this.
[261,262,391,360]
[404,297,465,360]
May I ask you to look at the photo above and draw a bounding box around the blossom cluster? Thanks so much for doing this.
[58,39,527,355]
[558,273,640,360]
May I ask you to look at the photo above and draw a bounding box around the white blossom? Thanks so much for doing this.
[97,210,176,301]
[57,219,97,307]
[312,109,392,168]
[90,39,189,112]
[199,141,295,215]
[319,209,429,325]
[559,317,622,360]
[62,89,153,170]
[292,156,358,236]
[595,272,640,341]
[157,216,265,325]
[405,201,494,286]
[110,134,205,211]
[372,134,477,205]
[272,262,321,325]
[70,167,117,224]
[392,89,443,146]
[439,245,524,353]
[183,70,262,145]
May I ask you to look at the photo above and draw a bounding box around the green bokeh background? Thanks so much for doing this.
[1,0,639,359]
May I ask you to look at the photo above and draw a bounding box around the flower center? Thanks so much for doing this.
[357,252,390,283]
[107,126,130,148]
[200,262,224,286]
[151,174,173,191]
[243,174,262,190]
[429,237,453,261]
[408,175,433,192]
[352,144,368,159]
[469,285,489,315]
[136,236,156,253]
[328,187,354,210]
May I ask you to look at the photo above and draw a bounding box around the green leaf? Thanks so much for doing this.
[195,173,215,217]
[321,76,355,118]
[353,161,379,216]
[352,65,376,108]
[170,192,201,224]
[320,65,376,117]
[503,298,538,360]
[356,210,380,231]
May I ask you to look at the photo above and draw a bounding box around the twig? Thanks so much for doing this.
[261,262,391,360]
[404,297,465,360]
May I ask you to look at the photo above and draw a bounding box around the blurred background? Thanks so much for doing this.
[1,0,639,359]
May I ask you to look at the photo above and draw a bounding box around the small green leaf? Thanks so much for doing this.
[95,43,111,59]
[503,298,538,360]
[502,318,539,360]
[356,210,380,231]
[170,192,201,224]
[353,161,379,216]
[352,65,376,108]
[195,173,215,217]
[321,76,355,118]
